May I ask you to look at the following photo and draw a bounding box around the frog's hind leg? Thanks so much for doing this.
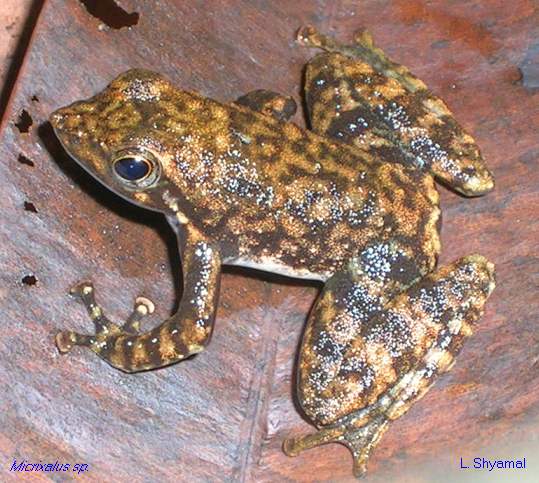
[298,26,494,196]
[234,89,297,122]
[284,254,495,477]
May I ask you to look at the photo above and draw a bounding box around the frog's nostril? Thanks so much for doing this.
[50,110,66,130]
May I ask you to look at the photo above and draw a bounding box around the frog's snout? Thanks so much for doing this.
[49,107,77,150]
[50,106,80,138]
[50,100,95,135]
[49,108,67,131]
[49,103,95,152]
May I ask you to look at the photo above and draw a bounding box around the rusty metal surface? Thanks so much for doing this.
[0,0,36,87]
[0,0,538,481]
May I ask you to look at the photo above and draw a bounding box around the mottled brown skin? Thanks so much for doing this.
[50,27,496,478]
[235,89,298,122]
[299,27,494,197]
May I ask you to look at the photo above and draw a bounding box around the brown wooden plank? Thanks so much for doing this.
[0,1,538,481]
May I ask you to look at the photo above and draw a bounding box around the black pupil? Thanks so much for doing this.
[114,156,150,181]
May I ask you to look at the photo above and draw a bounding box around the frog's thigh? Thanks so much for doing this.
[296,239,431,426]
[300,27,494,196]
[303,51,414,171]
[286,254,495,477]
[234,89,297,122]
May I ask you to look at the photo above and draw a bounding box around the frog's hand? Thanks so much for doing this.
[55,231,221,373]
[299,26,494,197]
[234,89,297,122]
[284,254,495,477]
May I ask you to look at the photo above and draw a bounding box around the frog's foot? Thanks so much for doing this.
[284,416,388,478]
[297,25,341,51]
[297,25,409,86]
[297,25,375,63]
[55,281,154,354]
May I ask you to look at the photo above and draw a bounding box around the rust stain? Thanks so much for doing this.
[446,381,480,397]
[394,0,500,57]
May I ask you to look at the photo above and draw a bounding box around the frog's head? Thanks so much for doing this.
[50,69,188,212]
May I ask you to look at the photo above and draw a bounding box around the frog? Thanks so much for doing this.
[49,26,496,478]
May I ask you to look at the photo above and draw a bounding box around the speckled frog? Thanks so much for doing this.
[50,27,495,477]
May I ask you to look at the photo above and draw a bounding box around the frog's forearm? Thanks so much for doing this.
[56,236,221,373]
[128,238,221,371]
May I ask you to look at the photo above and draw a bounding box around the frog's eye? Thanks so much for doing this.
[112,149,161,189]
[114,156,150,181]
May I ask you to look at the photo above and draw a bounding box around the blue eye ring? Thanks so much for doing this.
[112,148,161,189]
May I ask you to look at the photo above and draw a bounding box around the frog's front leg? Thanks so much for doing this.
[284,255,495,477]
[55,228,221,373]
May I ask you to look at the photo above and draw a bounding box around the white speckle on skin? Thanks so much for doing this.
[174,134,275,208]
[376,101,469,181]
[191,242,215,328]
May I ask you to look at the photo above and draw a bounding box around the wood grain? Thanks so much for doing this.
[0,1,538,481]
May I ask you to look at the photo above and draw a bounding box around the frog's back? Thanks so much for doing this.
[187,98,442,279]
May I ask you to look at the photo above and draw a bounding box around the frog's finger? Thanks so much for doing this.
[55,331,96,354]
[300,26,494,196]
[121,296,155,334]
[234,89,297,122]
[68,281,121,335]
